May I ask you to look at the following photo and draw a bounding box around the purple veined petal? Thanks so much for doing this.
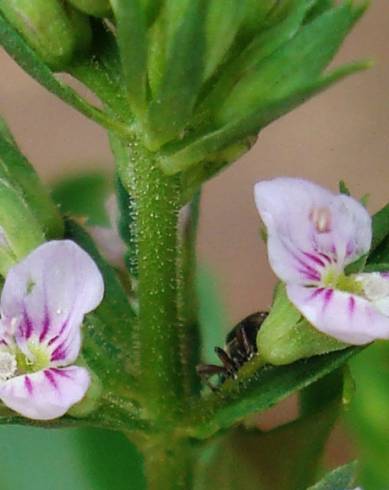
[0,241,104,349]
[254,178,371,282]
[0,366,90,420]
[286,284,389,344]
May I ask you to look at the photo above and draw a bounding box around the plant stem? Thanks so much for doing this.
[129,141,185,420]
[143,439,195,490]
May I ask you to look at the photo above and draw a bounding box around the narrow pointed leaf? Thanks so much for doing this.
[187,347,360,439]
[146,0,206,147]
[161,61,369,175]
[203,0,246,81]
[111,0,148,118]
[217,1,366,124]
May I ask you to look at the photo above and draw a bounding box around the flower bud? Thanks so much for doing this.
[257,284,346,366]
[0,0,91,70]
[66,0,111,18]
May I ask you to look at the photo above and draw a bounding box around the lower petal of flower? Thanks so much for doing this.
[286,284,389,344]
[0,366,90,420]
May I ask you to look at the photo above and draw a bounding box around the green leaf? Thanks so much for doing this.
[346,342,389,489]
[146,0,206,148]
[196,267,227,363]
[52,172,112,227]
[203,0,246,81]
[160,61,368,175]
[188,346,360,439]
[0,14,129,136]
[0,116,17,146]
[195,387,342,490]
[217,1,366,124]
[67,0,111,17]
[0,427,145,490]
[308,461,358,489]
[111,0,148,119]
[0,134,64,239]
[202,0,312,117]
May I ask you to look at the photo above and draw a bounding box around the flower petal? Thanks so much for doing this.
[0,366,90,420]
[0,241,104,357]
[287,284,389,344]
[254,178,371,284]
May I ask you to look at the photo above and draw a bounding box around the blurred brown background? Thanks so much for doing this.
[0,0,388,469]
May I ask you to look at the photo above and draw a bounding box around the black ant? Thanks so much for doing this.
[196,311,268,390]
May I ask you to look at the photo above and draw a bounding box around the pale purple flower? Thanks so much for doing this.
[254,177,389,345]
[0,240,104,420]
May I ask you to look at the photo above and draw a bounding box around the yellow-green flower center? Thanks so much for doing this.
[15,342,51,374]
[322,268,364,295]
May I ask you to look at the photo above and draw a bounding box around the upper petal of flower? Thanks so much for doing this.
[0,366,90,420]
[254,178,372,284]
[0,240,104,358]
[287,284,389,344]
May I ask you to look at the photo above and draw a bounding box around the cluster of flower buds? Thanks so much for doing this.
[109,0,367,182]
[1,1,368,189]
[0,0,111,70]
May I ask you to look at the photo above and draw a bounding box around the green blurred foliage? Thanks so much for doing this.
[346,342,389,489]
[52,172,112,226]
[0,426,145,490]
[195,371,343,489]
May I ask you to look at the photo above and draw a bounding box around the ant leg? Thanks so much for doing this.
[215,347,238,378]
[196,364,227,391]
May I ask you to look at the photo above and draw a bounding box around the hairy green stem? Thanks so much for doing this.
[130,143,185,419]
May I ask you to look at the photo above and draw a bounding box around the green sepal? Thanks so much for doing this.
[67,0,111,17]
[258,283,346,366]
[111,0,148,120]
[0,133,64,239]
[308,461,358,489]
[338,179,351,195]
[145,0,206,149]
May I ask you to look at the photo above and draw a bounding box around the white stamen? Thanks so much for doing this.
[310,207,332,233]
[56,308,63,315]
[356,273,389,301]
[0,351,17,381]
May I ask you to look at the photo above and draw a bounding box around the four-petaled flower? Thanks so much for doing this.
[0,240,104,420]
[255,177,389,345]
